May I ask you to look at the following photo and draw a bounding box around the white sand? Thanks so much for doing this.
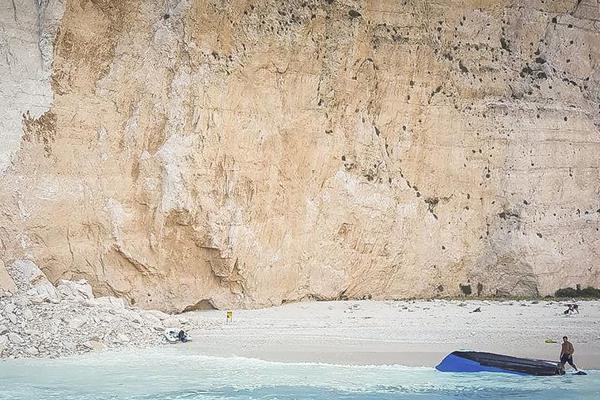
[186,300,600,369]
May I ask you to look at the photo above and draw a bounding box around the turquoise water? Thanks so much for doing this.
[0,348,598,399]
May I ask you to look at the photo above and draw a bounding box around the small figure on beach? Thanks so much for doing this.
[559,336,578,372]
[178,330,190,343]
[164,328,190,343]
[563,304,579,315]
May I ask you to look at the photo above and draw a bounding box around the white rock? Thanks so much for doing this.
[8,332,23,344]
[0,335,8,354]
[119,310,141,324]
[57,279,94,300]
[48,320,60,335]
[82,339,106,351]
[22,308,33,321]
[99,313,117,323]
[143,313,162,325]
[80,298,95,306]
[7,313,17,324]
[115,333,130,343]
[13,297,30,307]
[29,295,44,304]
[11,260,61,303]
[25,346,39,355]
[67,317,87,330]
[4,303,16,314]
[94,297,125,309]
[144,309,170,321]
[163,317,180,327]
[0,325,7,335]
[38,286,61,303]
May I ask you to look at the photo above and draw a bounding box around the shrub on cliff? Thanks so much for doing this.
[555,285,600,298]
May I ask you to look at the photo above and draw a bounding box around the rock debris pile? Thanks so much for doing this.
[0,259,199,359]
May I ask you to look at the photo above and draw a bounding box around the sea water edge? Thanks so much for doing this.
[0,348,598,400]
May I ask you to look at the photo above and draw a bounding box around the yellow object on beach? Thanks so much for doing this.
[545,339,557,344]
[226,310,233,322]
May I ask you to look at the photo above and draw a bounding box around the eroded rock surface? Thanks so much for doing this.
[0,0,599,311]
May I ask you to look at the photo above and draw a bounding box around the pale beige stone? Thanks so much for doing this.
[0,0,598,312]
[82,339,106,351]
[0,261,17,294]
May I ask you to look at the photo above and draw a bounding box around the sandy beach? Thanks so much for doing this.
[186,300,600,369]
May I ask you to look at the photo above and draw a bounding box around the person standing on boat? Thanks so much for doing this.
[560,336,578,372]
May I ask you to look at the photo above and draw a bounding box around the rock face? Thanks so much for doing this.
[0,0,599,311]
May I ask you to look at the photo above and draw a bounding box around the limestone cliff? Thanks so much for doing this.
[0,0,599,311]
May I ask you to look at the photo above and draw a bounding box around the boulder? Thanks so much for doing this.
[67,317,87,330]
[57,279,94,300]
[10,260,60,302]
[144,309,170,321]
[4,303,16,314]
[29,295,44,304]
[7,313,17,324]
[115,333,130,343]
[123,310,143,324]
[82,339,106,351]
[0,261,17,294]
[0,335,7,354]
[37,285,61,303]
[22,308,33,321]
[8,332,23,344]
[142,313,163,329]
[93,296,126,309]
[13,297,30,307]
[99,313,117,323]
[163,317,180,327]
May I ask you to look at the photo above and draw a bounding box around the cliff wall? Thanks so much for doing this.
[1,0,599,311]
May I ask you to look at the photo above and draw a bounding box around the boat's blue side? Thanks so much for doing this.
[435,354,527,375]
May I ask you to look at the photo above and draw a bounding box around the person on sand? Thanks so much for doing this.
[559,336,578,372]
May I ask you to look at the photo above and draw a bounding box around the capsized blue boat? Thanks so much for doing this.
[436,351,561,376]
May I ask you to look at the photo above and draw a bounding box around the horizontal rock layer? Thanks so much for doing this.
[0,0,599,311]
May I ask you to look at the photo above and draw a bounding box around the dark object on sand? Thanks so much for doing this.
[471,307,481,313]
[178,330,190,342]
[436,351,563,376]
[563,304,579,315]
[164,328,191,343]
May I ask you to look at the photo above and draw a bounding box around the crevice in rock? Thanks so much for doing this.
[182,298,217,312]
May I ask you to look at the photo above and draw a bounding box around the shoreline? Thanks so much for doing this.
[3,266,600,371]
[185,299,600,369]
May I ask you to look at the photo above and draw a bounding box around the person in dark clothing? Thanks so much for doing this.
[564,304,579,315]
[559,336,578,371]
[178,330,189,343]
